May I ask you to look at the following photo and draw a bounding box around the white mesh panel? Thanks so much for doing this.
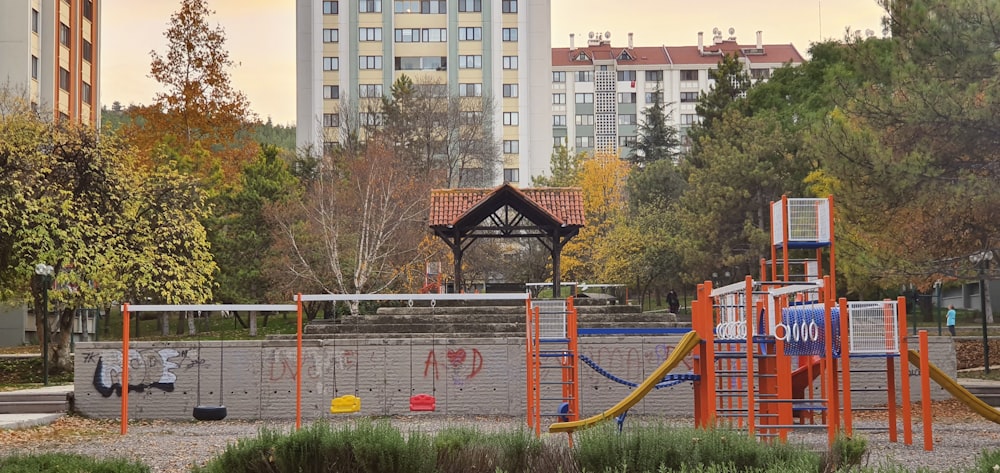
[848,301,900,354]
[530,299,567,339]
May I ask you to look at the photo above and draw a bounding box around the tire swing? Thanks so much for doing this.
[193,310,228,421]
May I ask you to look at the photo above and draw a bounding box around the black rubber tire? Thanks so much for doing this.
[192,405,228,421]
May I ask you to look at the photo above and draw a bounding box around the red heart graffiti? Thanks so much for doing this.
[446,349,466,367]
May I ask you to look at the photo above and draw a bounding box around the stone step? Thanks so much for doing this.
[961,386,1000,407]
[311,311,670,327]
[375,304,642,316]
[0,400,69,415]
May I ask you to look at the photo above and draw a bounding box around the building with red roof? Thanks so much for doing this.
[550,29,804,160]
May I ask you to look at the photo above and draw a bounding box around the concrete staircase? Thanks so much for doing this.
[286,298,689,339]
[0,385,72,415]
[957,380,1000,407]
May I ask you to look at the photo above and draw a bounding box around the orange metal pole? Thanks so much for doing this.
[823,277,838,446]
[781,195,789,282]
[827,196,836,297]
[567,297,580,421]
[897,297,912,446]
[525,296,534,430]
[744,277,755,437]
[887,357,898,443]
[533,305,542,436]
[295,293,303,430]
[120,303,130,435]
[919,330,933,451]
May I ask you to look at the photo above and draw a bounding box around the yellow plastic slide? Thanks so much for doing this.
[906,350,1000,424]
[549,331,702,434]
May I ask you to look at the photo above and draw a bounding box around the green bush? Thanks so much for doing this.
[573,424,819,473]
[0,452,150,473]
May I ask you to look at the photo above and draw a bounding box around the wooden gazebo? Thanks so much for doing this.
[428,184,585,296]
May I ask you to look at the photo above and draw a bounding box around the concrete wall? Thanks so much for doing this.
[73,335,956,421]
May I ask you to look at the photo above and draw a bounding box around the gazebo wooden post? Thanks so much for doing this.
[551,229,562,298]
[452,234,463,294]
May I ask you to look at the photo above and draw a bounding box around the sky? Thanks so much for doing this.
[101,0,887,125]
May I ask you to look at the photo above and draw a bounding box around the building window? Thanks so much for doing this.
[359,84,383,97]
[323,85,340,99]
[645,70,663,81]
[323,57,340,71]
[81,40,93,62]
[503,168,519,183]
[680,69,699,81]
[680,114,698,125]
[323,1,339,14]
[575,114,594,126]
[552,115,566,126]
[552,93,566,104]
[502,0,517,13]
[503,112,519,126]
[503,140,519,154]
[394,28,446,42]
[618,92,636,104]
[617,70,637,81]
[359,0,382,13]
[618,114,637,125]
[575,71,593,82]
[619,135,637,147]
[502,28,518,41]
[60,23,71,47]
[503,84,518,97]
[59,68,70,91]
[645,92,662,104]
[360,112,382,126]
[552,71,566,83]
[461,111,482,124]
[323,113,339,127]
[751,68,772,80]
[680,92,698,103]
[31,56,38,79]
[359,27,382,41]
[458,27,482,41]
[459,55,482,69]
[32,9,39,33]
[79,83,91,104]
[458,83,482,97]
[575,136,593,148]
[395,0,446,13]
[323,29,339,43]
[575,93,593,104]
[359,56,383,69]
[502,56,518,70]
[395,56,446,70]
[458,0,481,12]
[84,0,94,20]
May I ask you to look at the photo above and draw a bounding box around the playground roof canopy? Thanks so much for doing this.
[428,184,585,230]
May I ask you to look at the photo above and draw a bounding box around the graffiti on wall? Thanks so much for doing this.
[82,348,191,398]
[424,348,483,387]
[264,350,325,382]
[582,343,694,382]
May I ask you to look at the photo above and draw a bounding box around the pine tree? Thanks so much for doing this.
[629,88,680,165]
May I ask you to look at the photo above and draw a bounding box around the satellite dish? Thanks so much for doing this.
[588,31,595,39]
[712,27,720,35]
[605,31,611,39]
[728,27,735,35]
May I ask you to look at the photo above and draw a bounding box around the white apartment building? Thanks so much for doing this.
[296,0,552,185]
[0,0,100,126]
[551,29,804,158]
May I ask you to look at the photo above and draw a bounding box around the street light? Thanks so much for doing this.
[34,263,54,386]
[970,250,993,374]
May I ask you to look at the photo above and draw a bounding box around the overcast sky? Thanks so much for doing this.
[101,0,886,125]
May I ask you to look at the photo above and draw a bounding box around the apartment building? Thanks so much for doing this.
[551,29,804,158]
[296,0,552,185]
[0,0,100,126]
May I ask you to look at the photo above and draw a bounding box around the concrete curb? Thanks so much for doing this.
[0,413,64,430]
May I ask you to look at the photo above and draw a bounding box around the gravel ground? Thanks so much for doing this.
[0,401,998,472]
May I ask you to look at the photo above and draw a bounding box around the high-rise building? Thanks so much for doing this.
[0,0,100,126]
[552,29,803,158]
[296,0,552,185]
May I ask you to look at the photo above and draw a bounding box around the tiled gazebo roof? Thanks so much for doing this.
[429,184,585,228]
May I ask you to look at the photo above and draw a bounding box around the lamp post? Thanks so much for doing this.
[970,251,993,374]
[34,263,54,386]
[934,280,942,336]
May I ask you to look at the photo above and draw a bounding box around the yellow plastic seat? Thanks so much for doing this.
[330,394,361,414]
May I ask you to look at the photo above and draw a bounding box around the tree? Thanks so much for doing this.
[629,89,681,165]
[0,88,216,373]
[208,144,299,305]
[134,0,257,183]
[380,75,501,188]
[561,152,630,283]
[686,54,753,168]
[532,146,586,187]
[266,144,429,314]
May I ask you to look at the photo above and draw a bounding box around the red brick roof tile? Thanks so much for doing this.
[429,184,585,228]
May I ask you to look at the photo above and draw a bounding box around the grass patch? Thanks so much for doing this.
[0,357,73,386]
[0,452,149,472]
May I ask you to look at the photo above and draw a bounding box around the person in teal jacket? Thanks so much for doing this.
[946,305,957,336]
